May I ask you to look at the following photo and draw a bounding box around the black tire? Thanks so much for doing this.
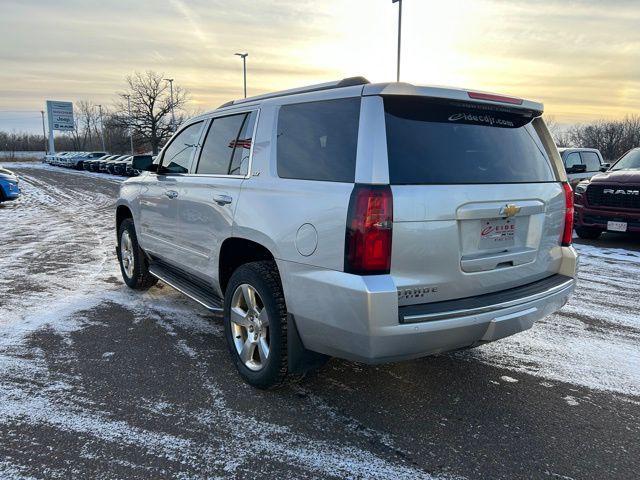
[575,226,602,240]
[117,218,158,290]
[223,261,293,389]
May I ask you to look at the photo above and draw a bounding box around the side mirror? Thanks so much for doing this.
[132,156,157,172]
[600,163,610,172]
[567,164,587,174]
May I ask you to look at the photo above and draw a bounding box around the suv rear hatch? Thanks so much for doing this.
[383,95,566,306]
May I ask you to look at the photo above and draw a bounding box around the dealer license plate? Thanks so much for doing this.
[479,218,516,249]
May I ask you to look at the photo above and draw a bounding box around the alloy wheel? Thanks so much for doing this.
[120,230,135,278]
[230,283,270,371]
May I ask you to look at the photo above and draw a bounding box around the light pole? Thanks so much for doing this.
[40,110,47,155]
[164,78,176,131]
[234,52,248,98]
[124,94,134,154]
[97,104,106,151]
[392,0,402,82]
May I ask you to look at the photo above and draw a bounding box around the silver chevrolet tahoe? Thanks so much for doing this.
[116,77,578,389]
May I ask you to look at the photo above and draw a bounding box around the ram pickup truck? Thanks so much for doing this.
[574,148,640,239]
[116,77,577,388]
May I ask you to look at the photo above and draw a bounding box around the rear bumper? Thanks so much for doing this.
[575,203,640,232]
[280,246,577,363]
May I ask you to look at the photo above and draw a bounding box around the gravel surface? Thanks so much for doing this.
[1,163,638,479]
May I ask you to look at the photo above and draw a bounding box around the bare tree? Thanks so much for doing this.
[567,121,624,161]
[67,101,99,151]
[114,71,188,154]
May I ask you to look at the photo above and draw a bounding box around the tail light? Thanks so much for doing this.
[344,184,393,275]
[561,182,574,246]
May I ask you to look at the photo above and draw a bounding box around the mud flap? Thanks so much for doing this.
[287,314,328,374]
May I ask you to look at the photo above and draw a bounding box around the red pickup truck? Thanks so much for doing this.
[574,148,640,239]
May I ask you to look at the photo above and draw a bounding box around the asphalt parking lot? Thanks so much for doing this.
[1,163,639,479]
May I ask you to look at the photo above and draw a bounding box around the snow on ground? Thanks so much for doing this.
[466,241,640,397]
[0,163,441,479]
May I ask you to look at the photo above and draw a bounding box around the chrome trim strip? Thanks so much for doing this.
[403,278,575,323]
[149,267,223,312]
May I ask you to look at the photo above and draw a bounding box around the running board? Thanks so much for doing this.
[148,262,223,312]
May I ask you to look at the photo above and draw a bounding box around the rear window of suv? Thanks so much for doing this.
[277,97,360,182]
[384,97,555,184]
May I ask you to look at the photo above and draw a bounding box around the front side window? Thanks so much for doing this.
[161,121,204,174]
[564,152,582,169]
[196,111,256,175]
[384,97,555,184]
[276,97,361,182]
[580,151,601,172]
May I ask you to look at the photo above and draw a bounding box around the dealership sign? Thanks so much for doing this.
[46,100,74,131]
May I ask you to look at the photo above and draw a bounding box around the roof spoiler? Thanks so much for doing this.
[364,83,544,115]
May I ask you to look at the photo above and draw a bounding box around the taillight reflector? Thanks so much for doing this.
[562,182,574,246]
[468,91,524,105]
[344,185,393,275]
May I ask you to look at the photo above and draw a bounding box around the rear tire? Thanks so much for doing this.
[223,261,293,389]
[117,218,158,290]
[575,226,602,240]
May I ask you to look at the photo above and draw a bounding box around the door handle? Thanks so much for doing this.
[165,190,179,199]
[213,194,233,205]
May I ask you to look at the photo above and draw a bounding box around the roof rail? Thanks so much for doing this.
[218,76,370,109]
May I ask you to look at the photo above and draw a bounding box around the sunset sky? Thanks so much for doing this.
[1,0,639,133]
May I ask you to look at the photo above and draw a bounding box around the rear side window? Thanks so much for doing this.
[384,97,555,184]
[229,111,257,175]
[196,112,256,175]
[277,97,360,182]
[580,151,601,172]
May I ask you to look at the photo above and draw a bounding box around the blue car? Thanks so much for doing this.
[0,168,20,203]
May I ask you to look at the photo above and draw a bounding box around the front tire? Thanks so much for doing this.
[575,226,602,240]
[117,218,158,290]
[223,261,292,389]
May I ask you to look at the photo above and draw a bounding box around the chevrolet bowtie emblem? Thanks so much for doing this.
[501,204,521,218]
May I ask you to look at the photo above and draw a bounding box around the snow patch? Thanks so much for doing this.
[563,396,579,406]
[467,242,640,397]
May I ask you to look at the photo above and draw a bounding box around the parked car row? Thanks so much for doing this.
[84,154,155,177]
[44,151,107,169]
[45,152,156,177]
